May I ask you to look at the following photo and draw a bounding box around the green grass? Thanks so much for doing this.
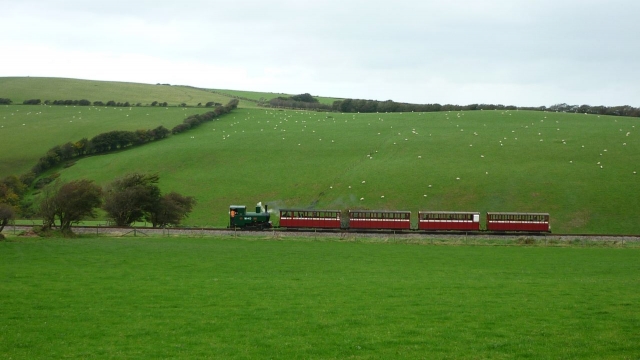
[0,77,232,107]
[52,108,640,234]
[215,88,342,105]
[2,78,640,234]
[1,236,638,358]
[0,105,194,176]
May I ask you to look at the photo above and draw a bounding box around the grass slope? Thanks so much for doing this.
[0,77,339,107]
[0,77,231,107]
[52,108,640,233]
[1,237,638,358]
[216,88,342,105]
[2,77,639,233]
[0,105,194,176]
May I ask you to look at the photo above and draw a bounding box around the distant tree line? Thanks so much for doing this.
[547,103,640,117]
[268,93,332,111]
[0,98,12,105]
[332,99,530,113]
[16,99,204,107]
[330,98,640,118]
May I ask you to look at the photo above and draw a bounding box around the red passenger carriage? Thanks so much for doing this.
[486,212,550,232]
[349,210,411,230]
[279,209,342,229]
[418,211,481,231]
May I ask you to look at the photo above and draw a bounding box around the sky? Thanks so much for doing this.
[2,0,639,107]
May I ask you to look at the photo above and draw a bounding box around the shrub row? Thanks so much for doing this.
[268,97,332,111]
[31,126,171,175]
[171,99,239,134]
[330,98,640,118]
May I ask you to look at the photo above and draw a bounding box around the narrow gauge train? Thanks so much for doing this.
[229,204,272,229]
[230,204,551,233]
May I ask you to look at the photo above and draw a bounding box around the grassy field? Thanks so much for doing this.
[215,88,342,105]
[50,108,640,234]
[1,235,638,359]
[0,105,192,176]
[2,77,639,233]
[0,77,232,107]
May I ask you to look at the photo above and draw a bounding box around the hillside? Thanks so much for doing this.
[1,77,639,234]
[0,77,235,108]
[0,77,337,108]
[49,109,640,234]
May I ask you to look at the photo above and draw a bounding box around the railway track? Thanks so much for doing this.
[3,224,640,242]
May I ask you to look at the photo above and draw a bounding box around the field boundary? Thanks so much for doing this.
[3,225,639,247]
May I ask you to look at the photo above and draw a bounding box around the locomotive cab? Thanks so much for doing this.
[229,204,272,229]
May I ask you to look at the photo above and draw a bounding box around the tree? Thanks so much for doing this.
[146,192,196,227]
[0,203,15,235]
[37,181,60,230]
[54,180,102,232]
[36,180,102,232]
[290,93,318,103]
[103,173,161,226]
[0,183,20,207]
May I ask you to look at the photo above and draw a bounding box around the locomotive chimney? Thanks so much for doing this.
[265,204,268,213]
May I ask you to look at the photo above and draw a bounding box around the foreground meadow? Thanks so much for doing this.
[1,236,638,359]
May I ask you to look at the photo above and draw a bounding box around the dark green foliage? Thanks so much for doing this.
[171,99,239,135]
[1,175,26,198]
[171,123,191,134]
[290,93,318,103]
[0,98,11,105]
[225,99,239,110]
[0,177,23,208]
[37,181,60,230]
[332,98,512,113]
[145,192,196,227]
[93,101,104,106]
[269,97,331,111]
[150,125,170,140]
[103,173,196,228]
[330,98,640,117]
[19,172,35,187]
[33,173,60,190]
[549,103,640,117]
[0,203,15,233]
[30,125,173,175]
[52,180,102,232]
[36,180,102,232]
[103,173,161,226]
[22,99,41,105]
